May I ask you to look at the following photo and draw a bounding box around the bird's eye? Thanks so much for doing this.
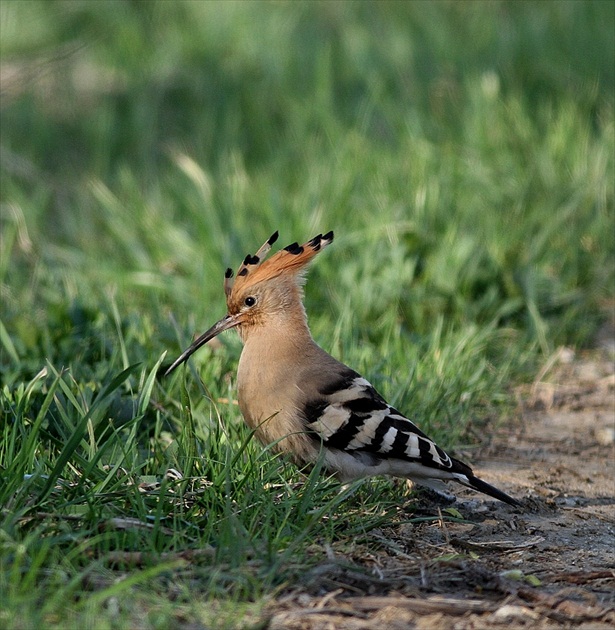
[244,296,257,307]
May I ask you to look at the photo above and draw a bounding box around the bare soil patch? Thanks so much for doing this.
[265,344,615,629]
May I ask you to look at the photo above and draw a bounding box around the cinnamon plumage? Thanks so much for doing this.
[166,231,518,506]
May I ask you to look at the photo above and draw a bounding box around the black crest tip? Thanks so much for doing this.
[243,254,260,265]
[308,233,323,249]
[225,268,234,278]
[284,242,304,255]
[323,230,334,241]
[267,231,279,246]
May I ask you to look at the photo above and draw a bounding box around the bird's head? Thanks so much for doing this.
[164,231,334,375]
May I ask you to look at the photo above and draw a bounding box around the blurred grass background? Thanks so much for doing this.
[1,1,613,627]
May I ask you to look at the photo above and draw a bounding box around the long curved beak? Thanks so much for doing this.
[164,314,241,376]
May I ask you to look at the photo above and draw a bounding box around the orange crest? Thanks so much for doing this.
[224,231,334,298]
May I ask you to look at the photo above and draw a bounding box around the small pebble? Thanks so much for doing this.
[491,604,539,622]
[594,427,615,446]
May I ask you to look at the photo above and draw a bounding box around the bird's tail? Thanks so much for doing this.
[461,473,520,506]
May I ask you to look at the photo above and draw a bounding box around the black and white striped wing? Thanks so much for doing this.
[301,368,519,506]
[302,370,457,473]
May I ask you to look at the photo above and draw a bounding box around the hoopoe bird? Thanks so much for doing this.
[165,231,519,506]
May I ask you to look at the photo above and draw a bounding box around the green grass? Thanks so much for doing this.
[1,1,613,627]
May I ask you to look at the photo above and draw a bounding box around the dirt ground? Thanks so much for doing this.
[265,337,615,629]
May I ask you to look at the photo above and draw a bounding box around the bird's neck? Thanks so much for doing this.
[236,306,318,430]
[240,306,314,355]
